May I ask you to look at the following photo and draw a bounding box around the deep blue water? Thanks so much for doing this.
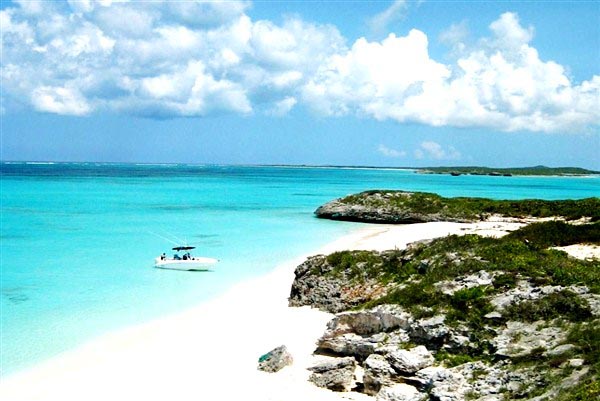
[1,162,598,376]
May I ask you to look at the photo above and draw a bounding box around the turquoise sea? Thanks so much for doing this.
[1,162,599,376]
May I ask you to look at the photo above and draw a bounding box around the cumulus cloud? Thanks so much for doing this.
[31,85,91,115]
[378,144,407,158]
[414,141,461,160]
[0,0,344,118]
[0,3,598,133]
[303,12,599,132]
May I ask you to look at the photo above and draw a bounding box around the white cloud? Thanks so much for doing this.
[266,97,297,116]
[439,20,468,46]
[414,141,461,160]
[0,1,343,118]
[302,30,450,117]
[378,144,407,158]
[489,12,533,50]
[439,20,468,54]
[31,85,91,115]
[303,12,599,133]
[368,1,408,35]
[0,4,598,134]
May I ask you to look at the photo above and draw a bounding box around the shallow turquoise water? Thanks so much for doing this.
[1,163,599,375]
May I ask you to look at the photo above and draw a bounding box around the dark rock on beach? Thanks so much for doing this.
[257,345,293,373]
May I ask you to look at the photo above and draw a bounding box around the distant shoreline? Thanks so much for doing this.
[414,165,600,177]
[1,161,598,177]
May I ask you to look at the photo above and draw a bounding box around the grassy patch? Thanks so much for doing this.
[568,320,600,372]
[507,220,600,248]
[324,249,413,284]
[504,290,593,323]
[435,349,481,367]
[556,375,600,401]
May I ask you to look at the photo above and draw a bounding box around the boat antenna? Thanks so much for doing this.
[162,231,186,245]
[149,231,180,246]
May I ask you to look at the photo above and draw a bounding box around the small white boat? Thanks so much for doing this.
[155,246,218,271]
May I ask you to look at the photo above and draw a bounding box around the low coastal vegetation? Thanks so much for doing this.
[316,190,600,222]
[292,195,600,400]
[416,165,600,176]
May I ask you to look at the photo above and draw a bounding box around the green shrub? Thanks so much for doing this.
[507,221,600,248]
[568,321,600,371]
[504,290,593,323]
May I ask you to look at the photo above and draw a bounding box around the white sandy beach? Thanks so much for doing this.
[0,220,530,401]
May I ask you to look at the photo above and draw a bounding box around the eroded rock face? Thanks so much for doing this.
[323,306,414,337]
[308,357,357,392]
[257,345,293,373]
[375,383,427,401]
[316,306,413,361]
[288,254,394,313]
[410,315,450,345]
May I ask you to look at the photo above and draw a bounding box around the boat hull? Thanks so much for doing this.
[154,257,218,271]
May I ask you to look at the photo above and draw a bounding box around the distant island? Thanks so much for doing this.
[416,165,600,177]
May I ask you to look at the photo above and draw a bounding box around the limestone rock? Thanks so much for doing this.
[544,343,576,357]
[375,383,427,401]
[317,306,412,361]
[580,292,600,316]
[323,306,413,337]
[317,332,379,362]
[435,271,496,296]
[257,345,293,373]
[413,366,449,388]
[490,282,590,311]
[410,315,450,345]
[492,321,566,358]
[387,346,434,375]
[363,354,397,395]
[426,367,471,401]
[288,254,397,313]
[569,358,585,367]
[308,357,357,392]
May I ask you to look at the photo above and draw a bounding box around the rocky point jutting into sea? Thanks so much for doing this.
[281,191,600,401]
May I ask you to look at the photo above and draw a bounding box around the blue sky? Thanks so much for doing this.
[1,0,599,168]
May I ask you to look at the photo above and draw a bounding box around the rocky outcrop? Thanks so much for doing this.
[489,282,591,311]
[304,298,596,400]
[316,306,413,361]
[314,191,473,224]
[386,346,434,375]
[289,215,599,400]
[308,357,357,392]
[289,253,399,313]
[257,345,293,373]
